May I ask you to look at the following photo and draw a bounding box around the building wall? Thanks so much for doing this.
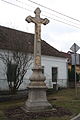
[41,55,68,88]
[0,53,68,90]
[68,64,80,74]
[19,55,68,89]
[0,58,8,90]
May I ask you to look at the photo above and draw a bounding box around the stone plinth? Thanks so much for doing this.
[25,88,52,112]
[24,68,52,112]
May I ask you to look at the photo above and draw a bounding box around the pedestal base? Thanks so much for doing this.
[24,88,52,112]
[24,67,52,112]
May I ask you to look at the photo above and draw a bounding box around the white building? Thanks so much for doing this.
[0,26,68,91]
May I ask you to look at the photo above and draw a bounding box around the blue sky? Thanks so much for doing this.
[0,0,80,53]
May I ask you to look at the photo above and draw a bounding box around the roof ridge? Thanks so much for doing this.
[0,25,34,36]
[0,25,67,58]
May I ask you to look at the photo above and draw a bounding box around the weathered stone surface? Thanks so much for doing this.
[25,7,52,111]
[25,7,49,69]
[25,88,52,112]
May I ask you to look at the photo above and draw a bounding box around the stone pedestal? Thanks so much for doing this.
[25,68,52,112]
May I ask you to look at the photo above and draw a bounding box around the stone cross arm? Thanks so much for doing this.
[25,16,35,23]
[42,18,49,25]
[25,16,49,25]
[25,7,49,25]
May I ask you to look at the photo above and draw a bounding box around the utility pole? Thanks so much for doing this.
[70,43,80,98]
[74,43,77,97]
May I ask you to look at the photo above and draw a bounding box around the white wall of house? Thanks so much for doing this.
[0,52,68,90]
[19,55,68,89]
[41,55,68,88]
[0,58,8,90]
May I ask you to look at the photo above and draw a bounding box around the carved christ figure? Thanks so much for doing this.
[25,8,49,68]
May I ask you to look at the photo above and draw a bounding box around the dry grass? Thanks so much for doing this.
[0,88,80,120]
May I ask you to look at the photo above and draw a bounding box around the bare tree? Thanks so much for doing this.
[0,30,33,94]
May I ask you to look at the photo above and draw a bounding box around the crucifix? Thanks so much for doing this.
[26,7,49,68]
[24,8,52,112]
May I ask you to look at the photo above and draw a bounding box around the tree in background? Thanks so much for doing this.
[68,65,80,87]
[0,49,33,94]
[0,30,33,94]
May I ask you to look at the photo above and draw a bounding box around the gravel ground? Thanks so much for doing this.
[5,106,72,120]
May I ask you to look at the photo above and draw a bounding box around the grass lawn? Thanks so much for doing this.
[48,88,80,113]
[0,88,80,120]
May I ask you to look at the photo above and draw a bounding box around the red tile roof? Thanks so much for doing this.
[60,51,71,59]
[0,25,67,58]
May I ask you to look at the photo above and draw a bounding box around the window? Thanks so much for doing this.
[42,66,44,74]
[52,67,57,82]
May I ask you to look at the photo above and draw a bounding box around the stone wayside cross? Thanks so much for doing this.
[26,7,49,68]
[24,8,52,112]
